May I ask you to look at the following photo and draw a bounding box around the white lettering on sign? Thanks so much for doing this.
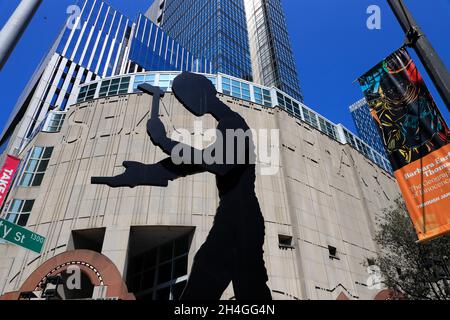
[0,221,26,244]
[0,169,14,194]
[14,232,26,244]
[0,220,12,239]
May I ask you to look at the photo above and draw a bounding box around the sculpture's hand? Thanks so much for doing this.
[91,161,168,188]
[147,117,167,148]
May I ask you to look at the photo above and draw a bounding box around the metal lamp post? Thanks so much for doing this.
[0,0,43,70]
[387,0,450,112]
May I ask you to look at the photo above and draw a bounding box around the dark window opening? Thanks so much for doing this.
[5,199,35,226]
[328,245,339,260]
[126,226,195,301]
[278,234,294,250]
[71,228,106,253]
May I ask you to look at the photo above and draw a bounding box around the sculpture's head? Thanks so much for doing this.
[172,72,218,117]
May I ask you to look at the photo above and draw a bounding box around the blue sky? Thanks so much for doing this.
[0,0,449,134]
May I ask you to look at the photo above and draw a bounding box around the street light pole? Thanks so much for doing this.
[0,0,43,71]
[387,0,450,112]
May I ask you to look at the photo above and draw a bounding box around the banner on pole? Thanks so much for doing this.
[0,155,21,209]
[358,47,450,242]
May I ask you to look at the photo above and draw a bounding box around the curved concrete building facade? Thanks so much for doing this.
[0,72,399,300]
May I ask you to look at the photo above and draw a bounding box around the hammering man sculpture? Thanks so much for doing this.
[92,72,272,300]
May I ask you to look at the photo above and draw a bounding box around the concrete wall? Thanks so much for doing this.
[0,92,400,300]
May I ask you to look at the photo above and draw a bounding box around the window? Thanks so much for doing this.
[19,147,54,187]
[127,232,191,300]
[5,199,35,226]
[302,107,319,129]
[319,117,338,140]
[262,89,272,107]
[278,235,294,250]
[328,245,339,260]
[77,86,87,103]
[292,102,301,116]
[158,74,177,91]
[277,92,285,107]
[77,83,97,103]
[241,83,250,101]
[133,74,156,92]
[222,77,231,95]
[254,87,264,105]
[343,129,357,148]
[43,113,66,133]
[99,76,130,97]
[276,92,301,115]
[284,97,293,114]
[221,77,252,102]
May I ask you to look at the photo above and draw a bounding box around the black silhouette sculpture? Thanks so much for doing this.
[92,72,272,300]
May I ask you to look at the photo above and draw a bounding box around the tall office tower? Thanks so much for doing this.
[244,0,302,101]
[350,98,387,157]
[0,0,210,157]
[147,0,253,81]
[129,14,212,74]
[148,0,302,101]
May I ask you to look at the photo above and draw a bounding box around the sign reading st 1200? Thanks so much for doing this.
[0,218,45,254]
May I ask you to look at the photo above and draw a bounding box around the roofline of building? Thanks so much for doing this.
[349,97,368,113]
[70,70,392,174]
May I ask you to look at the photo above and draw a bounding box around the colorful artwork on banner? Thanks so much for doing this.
[359,47,450,242]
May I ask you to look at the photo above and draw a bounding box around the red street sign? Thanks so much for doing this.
[0,155,21,209]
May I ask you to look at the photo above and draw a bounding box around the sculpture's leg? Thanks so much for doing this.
[180,220,234,300]
[232,212,272,300]
[180,255,231,300]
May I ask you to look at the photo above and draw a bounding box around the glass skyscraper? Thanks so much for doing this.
[350,98,387,157]
[244,0,302,101]
[147,0,254,81]
[56,0,133,78]
[148,0,302,101]
[130,14,212,74]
